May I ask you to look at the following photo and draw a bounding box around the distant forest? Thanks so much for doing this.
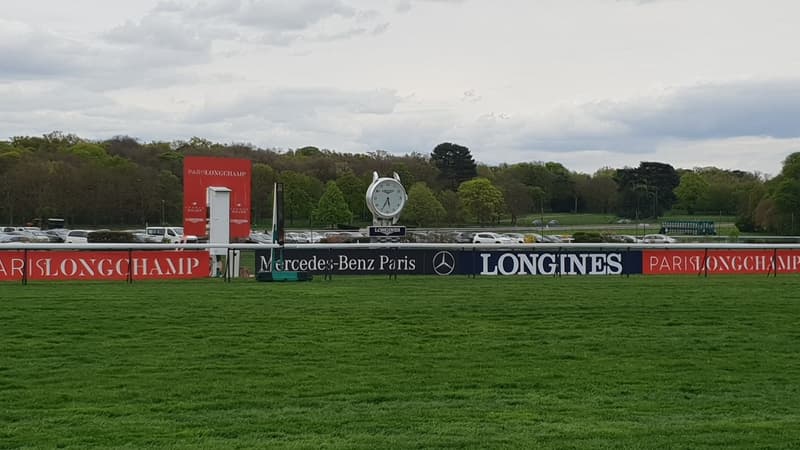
[1,132,798,234]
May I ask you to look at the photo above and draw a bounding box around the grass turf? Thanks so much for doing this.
[1,275,800,448]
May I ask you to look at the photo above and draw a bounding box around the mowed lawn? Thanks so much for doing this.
[1,276,800,449]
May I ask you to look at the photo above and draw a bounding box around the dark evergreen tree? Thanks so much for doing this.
[313,181,352,228]
[430,142,477,190]
[615,162,680,219]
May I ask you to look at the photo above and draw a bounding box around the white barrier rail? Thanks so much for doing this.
[4,242,800,251]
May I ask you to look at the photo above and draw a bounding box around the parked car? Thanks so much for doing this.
[284,232,307,243]
[46,229,69,242]
[642,234,677,244]
[248,231,273,244]
[145,226,198,244]
[0,233,32,243]
[30,230,58,242]
[321,231,366,243]
[539,234,564,243]
[503,233,527,243]
[473,232,514,244]
[609,234,642,244]
[65,230,91,244]
[125,229,161,243]
[527,233,564,243]
[451,231,475,243]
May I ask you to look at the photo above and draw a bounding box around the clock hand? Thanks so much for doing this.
[383,197,391,209]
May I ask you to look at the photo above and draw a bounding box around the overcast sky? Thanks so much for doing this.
[3,0,800,176]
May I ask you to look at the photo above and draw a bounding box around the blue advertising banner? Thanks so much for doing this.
[255,248,643,276]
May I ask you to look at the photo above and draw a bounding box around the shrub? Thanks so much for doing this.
[88,231,135,243]
[571,231,605,243]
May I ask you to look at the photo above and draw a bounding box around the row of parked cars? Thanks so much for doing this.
[0,227,67,243]
[248,230,369,244]
[0,227,125,244]
[2,225,679,246]
[470,232,568,244]
[0,226,198,244]
[445,231,678,244]
[608,234,678,244]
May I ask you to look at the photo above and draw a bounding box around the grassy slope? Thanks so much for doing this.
[2,276,800,448]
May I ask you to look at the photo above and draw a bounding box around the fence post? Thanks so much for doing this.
[127,249,133,284]
[771,248,778,278]
[22,249,28,285]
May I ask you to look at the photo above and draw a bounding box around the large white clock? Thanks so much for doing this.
[366,172,407,220]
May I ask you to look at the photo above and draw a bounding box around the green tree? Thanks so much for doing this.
[530,186,547,224]
[458,178,504,225]
[403,182,445,227]
[571,173,590,213]
[279,171,316,225]
[252,163,276,225]
[781,152,800,179]
[698,183,737,215]
[508,162,554,189]
[772,178,800,234]
[313,181,352,228]
[583,169,619,214]
[498,180,534,226]
[734,180,767,232]
[437,190,464,226]
[615,162,679,219]
[66,142,109,161]
[295,146,323,157]
[674,172,709,214]
[336,171,369,222]
[775,153,800,211]
[430,142,477,190]
[545,162,575,212]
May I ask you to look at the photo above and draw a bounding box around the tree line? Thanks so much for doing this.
[0,132,797,234]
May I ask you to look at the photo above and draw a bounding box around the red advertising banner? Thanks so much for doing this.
[0,251,210,281]
[183,156,252,239]
[643,249,800,274]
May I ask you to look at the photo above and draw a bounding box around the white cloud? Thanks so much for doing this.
[0,82,113,112]
[0,20,91,78]
[187,87,401,126]
[142,0,383,46]
[441,78,800,163]
[592,79,800,141]
[104,14,211,53]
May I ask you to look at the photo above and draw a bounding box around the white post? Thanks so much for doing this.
[208,186,232,277]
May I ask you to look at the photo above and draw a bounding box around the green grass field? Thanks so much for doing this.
[2,276,800,448]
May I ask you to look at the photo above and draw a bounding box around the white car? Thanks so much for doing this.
[0,232,32,243]
[641,234,677,244]
[610,234,642,244]
[145,226,197,244]
[65,230,91,244]
[502,233,526,243]
[472,232,514,244]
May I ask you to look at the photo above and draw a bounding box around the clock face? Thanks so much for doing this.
[370,179,406,217]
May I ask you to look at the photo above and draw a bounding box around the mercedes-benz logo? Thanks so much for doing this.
[432,251,456,276]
